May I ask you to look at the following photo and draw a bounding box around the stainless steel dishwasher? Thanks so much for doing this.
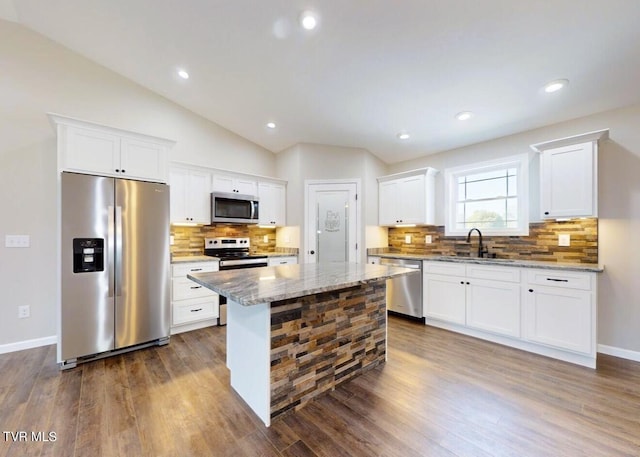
[380,257,423,319]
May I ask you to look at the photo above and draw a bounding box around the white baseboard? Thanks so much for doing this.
[598,344,640,363]
[0,335,57,355]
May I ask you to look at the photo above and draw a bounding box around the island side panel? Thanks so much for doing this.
[227,299,271,426]
[269,280,387,421]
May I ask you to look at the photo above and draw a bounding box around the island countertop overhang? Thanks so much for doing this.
[188,262,417,306]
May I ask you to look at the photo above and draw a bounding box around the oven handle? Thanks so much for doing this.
[219,262,268,271]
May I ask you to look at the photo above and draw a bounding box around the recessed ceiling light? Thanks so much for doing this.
[177,69,189,80]
[396,131,411,140]
[544,79,569,93]
[266,122,276,129]
[455,111,474,121]
[300,11,318,30]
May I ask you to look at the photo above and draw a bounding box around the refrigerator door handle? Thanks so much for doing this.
[115,205,123,297]
[108,205,115,298]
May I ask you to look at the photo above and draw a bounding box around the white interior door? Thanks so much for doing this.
[305,181,359,264]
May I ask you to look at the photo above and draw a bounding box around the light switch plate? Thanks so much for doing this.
[425,235,432,244]
[5,235,30,248]
[558,234,571,246]
[263,235,269,243]
[405,235,412,244]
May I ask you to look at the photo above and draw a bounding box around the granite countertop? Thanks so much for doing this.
[370,252,603,273]
[188,262,416,306]
[171,255,218,264]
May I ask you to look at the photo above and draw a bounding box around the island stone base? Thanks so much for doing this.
[225,279,388,426]
[269,280,387,421]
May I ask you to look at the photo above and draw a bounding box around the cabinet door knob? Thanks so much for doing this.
[121,169,125,173]
[115,169,120,172]
[310,250,315,255]
[544,211,549,215]
[529,289,534,293]
[460,281,464,285]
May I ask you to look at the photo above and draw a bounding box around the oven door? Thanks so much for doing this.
[211,192,259,224]
[217,259,268,326]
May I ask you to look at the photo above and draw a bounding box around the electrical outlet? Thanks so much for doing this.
[169,235,175,245]
[405,235,412,244]
[263,235,269,243]
[425,235,432,244]
[18,305,30,319]
[558,234,571,247]
[5,235,30,248]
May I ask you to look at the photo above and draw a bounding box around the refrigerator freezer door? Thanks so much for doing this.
[114,179,170,349]
[61,173,115,360]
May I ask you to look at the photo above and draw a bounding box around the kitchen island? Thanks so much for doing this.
[188,262,415,426]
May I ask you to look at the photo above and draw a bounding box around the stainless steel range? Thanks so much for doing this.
[203,237,268,325]
[204,237,268,269]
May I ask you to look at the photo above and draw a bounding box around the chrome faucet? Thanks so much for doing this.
[466,228,488,258]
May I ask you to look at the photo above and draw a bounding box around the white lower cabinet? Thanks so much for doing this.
[423,273,466,324]
[466,278,521,338]
[424,262,520,337]
[523,269,595,355]
[267,256,298,266]
[423,260,597,367]
[171,261,219,334]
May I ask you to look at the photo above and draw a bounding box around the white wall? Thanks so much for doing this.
[0,20,276,348]
[389,103,640,354]
[275,143,389,262]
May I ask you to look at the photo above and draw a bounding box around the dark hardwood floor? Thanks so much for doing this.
[1,316,640,457]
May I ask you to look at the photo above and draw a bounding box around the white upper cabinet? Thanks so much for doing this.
[258,181,286,226]
[49,113,174,183]
[531,129,608,219]
[540,142,595,218]
[212,174,258,196]
[378,168,438,226]
[169,167,211,224]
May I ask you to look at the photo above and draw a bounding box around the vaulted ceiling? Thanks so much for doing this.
[4,0,640,163]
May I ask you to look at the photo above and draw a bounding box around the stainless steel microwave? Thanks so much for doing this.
[211,192,259,224]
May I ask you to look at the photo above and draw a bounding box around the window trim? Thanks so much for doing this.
[444,154,529,236]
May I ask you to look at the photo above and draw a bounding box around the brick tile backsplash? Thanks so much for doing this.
[385,218,598,263]
[170,224,276,257]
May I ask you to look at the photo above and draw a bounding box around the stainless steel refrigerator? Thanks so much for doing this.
[59,172,170,368]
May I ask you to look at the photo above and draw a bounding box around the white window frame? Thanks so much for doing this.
[444,154,529,236]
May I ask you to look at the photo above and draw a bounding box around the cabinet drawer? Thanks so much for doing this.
[173,277,217,301]
[268,256,298,266]
[423,261,466,276]
[466,264,520,283]
[172,261,218,278]
[173,299,218,326]
[526,269,593,291]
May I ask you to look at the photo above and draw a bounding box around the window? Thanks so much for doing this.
[444,154,529,236]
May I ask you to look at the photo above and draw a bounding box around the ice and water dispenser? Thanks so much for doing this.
[72,238,104,273]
